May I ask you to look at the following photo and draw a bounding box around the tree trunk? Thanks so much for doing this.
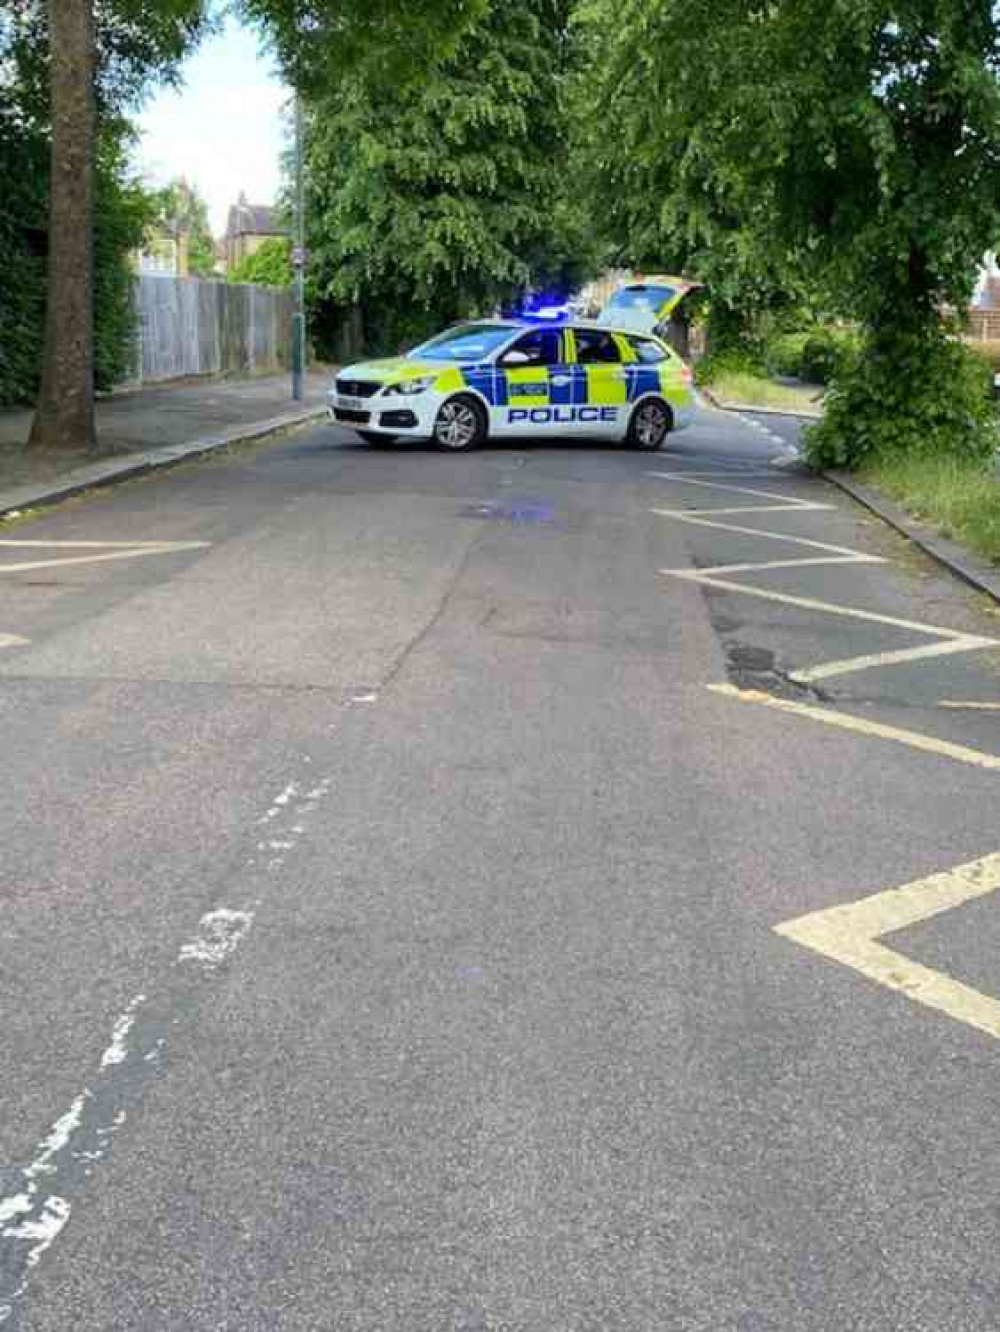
[28,0,97,453]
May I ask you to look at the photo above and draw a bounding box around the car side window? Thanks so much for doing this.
[499,329,563,367]
[628,336,669,365]
[574,330,622,365]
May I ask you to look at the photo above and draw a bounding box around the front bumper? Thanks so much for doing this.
[327,390,438,436]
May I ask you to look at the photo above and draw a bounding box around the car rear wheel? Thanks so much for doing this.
[433,395,486,452]
[628,397,672,451]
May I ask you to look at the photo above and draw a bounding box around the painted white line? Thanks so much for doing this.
[0,634,29,649]
[177,908,255,971]
[707,556,864,576]
[0,540,210,550]
[792,637,995,685]
[708,684,1000,771]
[0,546,208,575]
[939,700,1000,712]
[775,852,1000,1041]
[0,759,344,1322]
[654,512,877,558]
[99,994,145,1069]
[650,473,826,506]
[666,569,981,640]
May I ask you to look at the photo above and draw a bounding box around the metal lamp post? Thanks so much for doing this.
[291,90,306,401]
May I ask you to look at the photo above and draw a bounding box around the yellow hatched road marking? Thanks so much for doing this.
[652,471,999,688]
[0,539,209,576]
[708,684,1000,771]
[775,852,1000,1042]
[0,539,210,651]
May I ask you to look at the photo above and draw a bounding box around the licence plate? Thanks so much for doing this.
[339,396,364,412]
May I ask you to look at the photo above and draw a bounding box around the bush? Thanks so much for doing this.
[694,345,766,387]
[765,330,811,378]
[805,330,996,471]
[763,324,859,385]
[0,103,150,405]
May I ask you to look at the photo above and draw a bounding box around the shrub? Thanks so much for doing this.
[764,324,860,385]
[805,329,996,471]
[694,345,766,387]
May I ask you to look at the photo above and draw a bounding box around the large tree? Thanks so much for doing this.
[576,0,1000,464]
[299,0,594,354]
[11,0,210,451]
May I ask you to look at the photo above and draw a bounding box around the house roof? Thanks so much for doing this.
[226,198,284,238]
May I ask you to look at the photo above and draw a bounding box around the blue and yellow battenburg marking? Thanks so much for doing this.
[458,360,674,425]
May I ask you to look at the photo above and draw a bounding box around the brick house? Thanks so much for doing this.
[225,194,286,270]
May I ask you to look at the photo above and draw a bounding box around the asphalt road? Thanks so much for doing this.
[3,405,1000,1330]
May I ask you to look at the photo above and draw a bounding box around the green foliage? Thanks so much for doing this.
[0,95,152,404]
[862,453,1000,566]
[574,0,1000,464]
[301,0,594,357]
[764,326,860,386]
[806,332,996,470]
[0,92,48,406]
[229,237,292,287]
[1,0,212,408]
[241,0,490,95]
[152,178,216,277]
[572,0,804,343]
[694,346,765,389]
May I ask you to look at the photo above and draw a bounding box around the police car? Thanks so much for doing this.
[327,320,694,452]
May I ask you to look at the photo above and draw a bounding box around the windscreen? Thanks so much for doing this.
[412,324,519,362]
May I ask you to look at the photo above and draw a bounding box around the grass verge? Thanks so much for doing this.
[861,453,1000,566]
[709,370,823,415]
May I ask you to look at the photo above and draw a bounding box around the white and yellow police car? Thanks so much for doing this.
[327,320,694,452]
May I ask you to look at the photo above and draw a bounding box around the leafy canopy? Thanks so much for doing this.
[229,236,292,286]
[301,0,595,353]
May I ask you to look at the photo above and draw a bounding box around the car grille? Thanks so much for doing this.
[336,378,380,398]
[334,408,371,424]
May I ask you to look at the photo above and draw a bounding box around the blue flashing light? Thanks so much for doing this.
[503,289,571,323]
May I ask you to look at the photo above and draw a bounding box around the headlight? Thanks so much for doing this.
[383,376,435,396]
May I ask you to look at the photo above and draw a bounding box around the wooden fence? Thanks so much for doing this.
[127,276,293,385]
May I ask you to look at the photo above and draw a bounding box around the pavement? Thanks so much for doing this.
[2,404,1000,1328]
[0,372,331,516]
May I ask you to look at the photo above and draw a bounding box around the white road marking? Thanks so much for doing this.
[0,539,208,550]
[939,700,1000,712]
[792,638,993,685]
[0,540,208,660]
[775,852,1000,1041]
[99,994,146,1069]
[177,908,255,971]
[708,684,1000,771]
[0,545,208,575]
[0,763,340,1319]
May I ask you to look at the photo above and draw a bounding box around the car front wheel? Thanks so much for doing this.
[433,395,487,452]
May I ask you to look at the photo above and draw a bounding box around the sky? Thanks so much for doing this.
[135,19,289,237]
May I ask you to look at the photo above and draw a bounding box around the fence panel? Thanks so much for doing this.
[132,276,292,384]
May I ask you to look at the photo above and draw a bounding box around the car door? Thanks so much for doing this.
[492,327,572,436]
[568,327,630,437]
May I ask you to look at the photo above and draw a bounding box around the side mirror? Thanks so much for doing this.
[501,349,531,366]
